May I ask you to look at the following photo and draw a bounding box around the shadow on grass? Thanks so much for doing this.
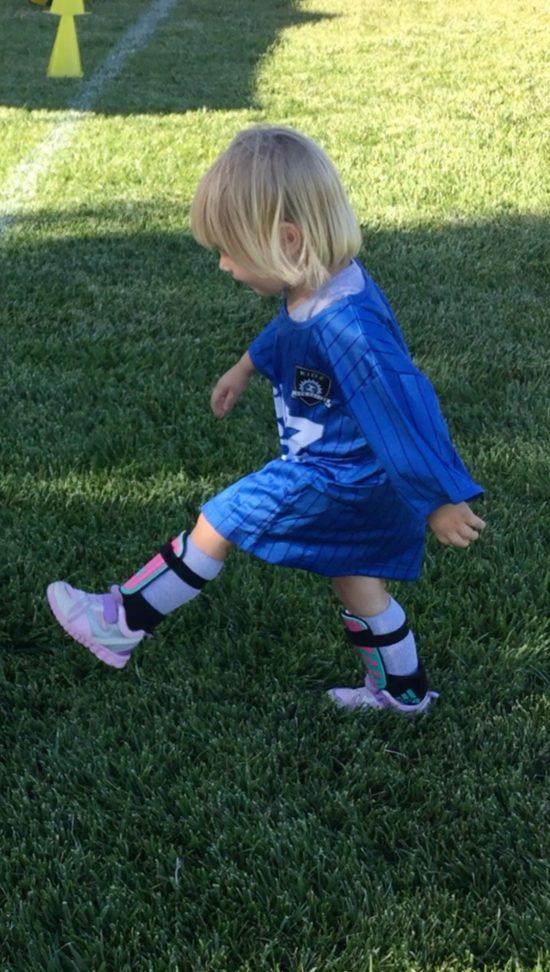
[1,0,332,115]
[2,204,548,483]
[1,204,549,654]
[2,202,548,448]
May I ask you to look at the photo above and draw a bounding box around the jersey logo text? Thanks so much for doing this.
[291,366,332,407]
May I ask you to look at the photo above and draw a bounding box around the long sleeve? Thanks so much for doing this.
[320,310,483,518]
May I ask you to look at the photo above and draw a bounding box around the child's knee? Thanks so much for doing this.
[332,575,388,616]
[190,514,233,561]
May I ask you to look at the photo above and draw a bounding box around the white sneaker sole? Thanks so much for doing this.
[328,685,438,715]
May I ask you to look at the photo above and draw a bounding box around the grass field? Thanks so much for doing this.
[0,0,549,969]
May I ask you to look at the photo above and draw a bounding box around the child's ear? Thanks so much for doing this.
[281,221,303,258]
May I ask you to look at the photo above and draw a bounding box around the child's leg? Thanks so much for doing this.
[332,576,389,617]
[121,514,231,632]
[47,514,230,669]
[329,575,437,713]
[332,576,418,675]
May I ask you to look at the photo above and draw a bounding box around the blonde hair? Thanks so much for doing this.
[191,126,362,291]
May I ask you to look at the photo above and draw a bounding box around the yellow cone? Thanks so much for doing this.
[47,15,82,77]
[50,0,86,13]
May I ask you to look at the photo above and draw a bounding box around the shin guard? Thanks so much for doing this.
[120,532,220,633]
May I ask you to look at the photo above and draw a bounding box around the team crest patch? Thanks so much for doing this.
[292,366,332,407]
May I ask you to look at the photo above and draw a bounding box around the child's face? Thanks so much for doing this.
[218,252,285,297]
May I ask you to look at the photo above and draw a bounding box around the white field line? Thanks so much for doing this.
[0,0,178,236]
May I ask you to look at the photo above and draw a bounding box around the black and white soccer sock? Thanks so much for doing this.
[342,596,419,679]
[119,531,224,633]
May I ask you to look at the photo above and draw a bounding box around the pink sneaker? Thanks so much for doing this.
[47,581,144,669]
[328,663,439,715]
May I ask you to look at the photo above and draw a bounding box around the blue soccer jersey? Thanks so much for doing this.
[201,262,483,579]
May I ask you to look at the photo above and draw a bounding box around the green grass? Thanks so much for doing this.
[0,0,549,969]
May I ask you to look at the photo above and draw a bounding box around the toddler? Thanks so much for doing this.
[47,126,485,713]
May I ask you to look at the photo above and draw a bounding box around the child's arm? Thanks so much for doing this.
[428,501,486,547]
[320,316,484,520]
[211,352,256,418]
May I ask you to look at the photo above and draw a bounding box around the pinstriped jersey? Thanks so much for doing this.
[248,261,482,520]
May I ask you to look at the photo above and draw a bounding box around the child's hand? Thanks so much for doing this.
[211,367,246,418]
[210,353,256,418]
[428,502,486,548]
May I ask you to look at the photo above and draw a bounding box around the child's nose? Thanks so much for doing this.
[219,254,231,272]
